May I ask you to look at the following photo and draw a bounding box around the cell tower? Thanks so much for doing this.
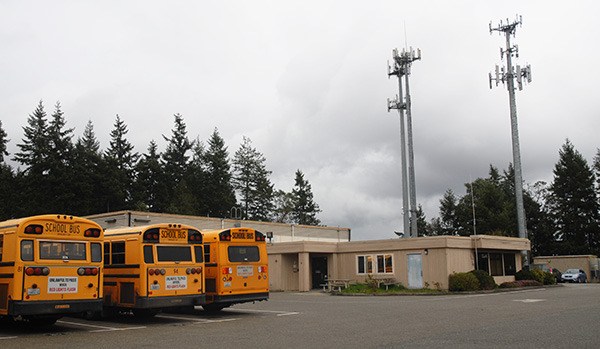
[488,15,532,266]
[388,46,421,238]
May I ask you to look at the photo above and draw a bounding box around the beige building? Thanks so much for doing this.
[85,211,530,291]
[268,235,530,291]
[533,255,599,281]
[86,211,351,243]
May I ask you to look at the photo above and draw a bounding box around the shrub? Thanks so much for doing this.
[515,269,533,281]
[469,270,496,290]
[543,271,557,285]
[499,280,543,288]
[449,272,480,292]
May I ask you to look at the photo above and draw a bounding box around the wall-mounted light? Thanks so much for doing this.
[424,249,429,255]
[266,231,273,243]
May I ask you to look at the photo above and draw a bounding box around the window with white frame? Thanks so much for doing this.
[357,254,393,274]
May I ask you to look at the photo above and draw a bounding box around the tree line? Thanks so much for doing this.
[419,140,600,257]
[0,101,321,225]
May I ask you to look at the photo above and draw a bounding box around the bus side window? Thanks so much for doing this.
[143,245,154,264]
[111,242,125,265]
[104,242,110,266]
[91,243,102,263]
[194,245,203,263]
[203,244,210,263]
[21,240,33,261]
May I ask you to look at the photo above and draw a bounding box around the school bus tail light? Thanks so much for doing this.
[222,267,232,275]
[143,228,160,243]
[186,267,202,275]
[24,224,43,234]
[258,266,268,273]
[78,267,98,276]
[188,230,203,244]
[25,267,50,276]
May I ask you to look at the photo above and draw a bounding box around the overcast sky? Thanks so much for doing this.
[2,1,599,240]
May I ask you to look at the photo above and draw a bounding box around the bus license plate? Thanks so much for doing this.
[237,265,253,277]
[27,288,41,296]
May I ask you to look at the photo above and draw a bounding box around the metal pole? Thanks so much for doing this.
[397,78,411,237]
[404,72,418,238]
[504,32,528,267]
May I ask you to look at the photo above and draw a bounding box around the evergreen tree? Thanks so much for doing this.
[291,169,321,225]
[13,101,52,214]
[594,148,600,194]
[548,140,600,255]
[272,189,295,223]
[200,129,236,217]
[0,121,16,219]
[439,189,459,235]
[71,121,106,215]
[46,102,75,213]
[104,115,139,211]
[416,204,429,236]
[162,113,191,183]
[0,120,8,162]
[233,137,274,220]
[134,140,168,212]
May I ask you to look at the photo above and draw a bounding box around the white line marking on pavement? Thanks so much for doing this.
[232,308,300,316]
[513,299,545,303]
[157,314,240,323]
[0,336,18,340]
[58,320,146,332]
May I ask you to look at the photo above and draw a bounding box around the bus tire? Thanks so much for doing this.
[132,308,160,318]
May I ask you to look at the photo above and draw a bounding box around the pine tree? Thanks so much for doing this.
[0,120,8,163]
[439,189,459,235]
[416,204,428,236]
[46,102,75,213]
[134,140,168,212]
[0,121,16,219]
[549,140,600,255]
[71,121,106,215]
[104,115,139,211]
[13,101,52,214]
[162,113,191,183]
[200,129,236,217]
[272,189,295,223]
[594,148,600,194]
[233,137,274,220]
[291,170,321,225]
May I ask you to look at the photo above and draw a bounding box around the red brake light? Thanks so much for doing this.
[91,268,98,275]
[25,267,35,276]
[149,269,155,275]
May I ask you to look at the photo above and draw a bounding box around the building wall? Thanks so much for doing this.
[533,255,599,281]
[267,236,530,291]
[86,211,351,243]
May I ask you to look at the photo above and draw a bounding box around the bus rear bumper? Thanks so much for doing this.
[8,299,103,316]
[134,294,206,309]
[208,292,269,305]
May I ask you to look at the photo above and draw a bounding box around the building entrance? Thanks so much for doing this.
[311,256,328,289]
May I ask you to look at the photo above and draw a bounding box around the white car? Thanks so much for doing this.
[561,269,587,283]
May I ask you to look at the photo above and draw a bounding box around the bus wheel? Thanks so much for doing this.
[202,304,226,313]
[132,308,160,318]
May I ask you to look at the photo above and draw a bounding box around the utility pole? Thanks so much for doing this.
[388,47,421,238]
[489,15,532,267]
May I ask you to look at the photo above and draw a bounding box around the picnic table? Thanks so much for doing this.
[373,277,398,290]
[321,279,355,292]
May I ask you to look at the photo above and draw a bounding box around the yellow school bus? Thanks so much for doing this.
[201,227,269,312]
[0,214,103,325]
[102,223,205,317]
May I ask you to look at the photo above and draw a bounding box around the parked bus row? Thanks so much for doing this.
[0,214,269,325]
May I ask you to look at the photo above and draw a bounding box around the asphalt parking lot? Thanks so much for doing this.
[2,283,600,348]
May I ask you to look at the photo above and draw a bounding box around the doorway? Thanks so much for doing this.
[407,254,423,289]
[311,256,328,289]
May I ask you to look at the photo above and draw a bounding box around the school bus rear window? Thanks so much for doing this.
[40,241,86,260]
[228,246,260,262]
[156,246,192,262]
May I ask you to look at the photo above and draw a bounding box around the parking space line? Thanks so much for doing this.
[0,336,18,340]
[157,314,240,323]
[231,309,300,316]
[57,320,146,332]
